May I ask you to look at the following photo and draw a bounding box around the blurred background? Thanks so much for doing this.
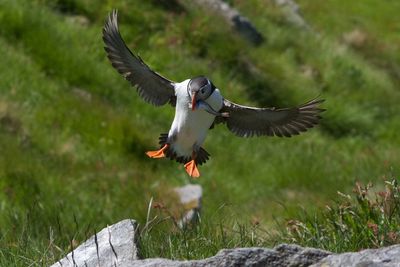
[0,0,399,265]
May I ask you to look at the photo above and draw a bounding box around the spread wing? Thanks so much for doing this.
[102,10,176,106]
[216,98,325,137]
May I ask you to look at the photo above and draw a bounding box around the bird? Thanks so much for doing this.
[102,10,325,178]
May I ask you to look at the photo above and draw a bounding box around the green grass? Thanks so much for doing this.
[284,178,400,252]
[0,0,399,265]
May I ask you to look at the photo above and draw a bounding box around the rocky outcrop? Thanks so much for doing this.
[51,219,400,267]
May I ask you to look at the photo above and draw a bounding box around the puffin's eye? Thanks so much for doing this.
[201,88,205,94]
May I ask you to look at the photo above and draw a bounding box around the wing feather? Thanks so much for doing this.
[218,98,325,137]
[102,10,176,106]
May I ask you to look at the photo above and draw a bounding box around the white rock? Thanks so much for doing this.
[174,184,202,228]
[51,219,138,267]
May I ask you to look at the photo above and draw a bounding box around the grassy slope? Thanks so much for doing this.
[0,0,399,265]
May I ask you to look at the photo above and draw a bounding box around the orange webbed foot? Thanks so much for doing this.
[184,160,200,178]
[146,144,169,158]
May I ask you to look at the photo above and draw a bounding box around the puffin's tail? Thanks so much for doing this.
[158,133,210,165]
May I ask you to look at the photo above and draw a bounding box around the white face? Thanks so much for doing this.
[188,76,215,111]
[189,77,213,99]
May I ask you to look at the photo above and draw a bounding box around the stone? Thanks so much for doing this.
[50,219,138,267]
[311,244,400,267]
[274,244,332,266]
[122,244,330,267]
[174,184,202,228]
[188,0,264,45]
[274,0,311,31]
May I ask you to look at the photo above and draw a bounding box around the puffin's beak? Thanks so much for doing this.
[191,92,197,111]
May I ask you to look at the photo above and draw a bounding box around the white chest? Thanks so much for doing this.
[168,80,223,156]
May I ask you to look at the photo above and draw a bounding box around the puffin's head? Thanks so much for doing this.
[188,76,215,111]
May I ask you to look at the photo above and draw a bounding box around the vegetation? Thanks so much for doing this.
[285,178,400,252]
[0,0,399,265]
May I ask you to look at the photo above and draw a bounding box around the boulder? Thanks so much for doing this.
[127,245,330,267]
[50,219,138,267]
[311,244,400,267]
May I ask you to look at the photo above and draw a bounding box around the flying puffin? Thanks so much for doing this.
[102,10,325,178]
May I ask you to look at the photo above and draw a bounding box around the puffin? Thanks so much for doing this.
[102,10,325,178]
